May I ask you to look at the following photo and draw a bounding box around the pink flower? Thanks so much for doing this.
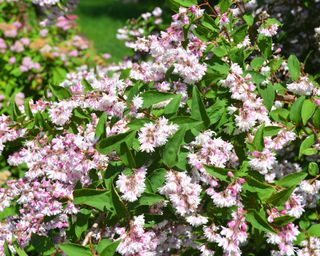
[116,167,147,202]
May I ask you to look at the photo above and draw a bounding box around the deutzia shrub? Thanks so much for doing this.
[0,0,319,255]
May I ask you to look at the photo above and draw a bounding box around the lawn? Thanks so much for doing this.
[76,0,163,61]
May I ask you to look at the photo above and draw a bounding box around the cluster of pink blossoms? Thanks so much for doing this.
[204,208,247,256]
[0,115,26,154]
[129,6,207,85]
[116,167,147,202]
[138,118,179,153]
[0,116,108,249]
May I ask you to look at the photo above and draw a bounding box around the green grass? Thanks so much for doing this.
[76,0,163,61]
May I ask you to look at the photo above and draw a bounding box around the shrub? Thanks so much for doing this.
[0,0,319,255]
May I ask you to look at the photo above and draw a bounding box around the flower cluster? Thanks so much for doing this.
[0,1,319,256]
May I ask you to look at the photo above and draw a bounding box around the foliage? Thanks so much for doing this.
[0,0,319,256]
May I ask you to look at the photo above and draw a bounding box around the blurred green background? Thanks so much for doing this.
[75,0,164,62]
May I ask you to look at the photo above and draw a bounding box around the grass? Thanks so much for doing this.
[75,0,163,62]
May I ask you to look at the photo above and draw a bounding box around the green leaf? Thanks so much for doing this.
[73,189,113,212]
[138,193,164,206]
[164,94,182,115]
[308,224,320,237]
[49,84,71,100]
[75,209,91,239]
[267,186,295,206]
[233,25,248,44]
[219,0,231,13]
[111,183,128,219]
[301,99,316,125]
[312,108,320,127]
[273,215,296,227]
[170,0,197,7]
[290,96,305,124]
[141,91,176,108]
[163,128,186,167]
[299,135,315,158]
[243,14,254,26]
[191,86,210,127]
[252,125,265,151]
[169,116,203,130]
[100,240,121,256]
[95,112,107,140]
[275,172,307,188]
[24,98,33,119]
[202,13,217,32]
[263,126,281,137]
[258,84,275,111]
[59,243,92,256]
[120,142,136,168]
[13,244,28,256]
[308,162,319,176]
[204,165,229,181]
[257,37,272,58]
[251,57,265,70]
[96,131,135,155]
[288,55,301,81]
[148,168,167,192]
[30,234,55,255]
[246,211,275,233]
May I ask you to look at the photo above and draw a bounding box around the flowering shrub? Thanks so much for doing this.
[0,0,103,104]
[0,0,320,255]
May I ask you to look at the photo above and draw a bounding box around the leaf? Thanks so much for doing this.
[263,126,281,137]
[30,234,55,255]
[13,244,28,256]
[312,108,320,127]
[127,118,150,130]
[164,94,182,115]
[191,86,210,127]
[275,172,307,188]
[308,162,319,176]
[202,13,217,32]
[169,116,203,130]
[233,25,248,44]
[111,183,128,219]
[141,91,176,108]
[138,193,164,206]
[273,215,296,227]
[243,14,254,26]
[258,84,275,111]
[251,57,265,70]
[299,135,315,158]
[267,186,295,206]
[308,224,320,237]
[49,84,71,100]
[204,165,229,181]
[219,0,231,13]
[95,112,107,140]
[288,55,301,81]
[246,211,275,233]
[170,0,197,7]
[75,209,91,239]
[73,189,113,212]
[120,142,136,168]
[24,98,33,119]
[163,128,186,167]
[301,99,316,125]
[148,168,167,192]
[59,243,92,256]
[252,125,265,151]
[96,131,136,155]
[100,240,121,256]
[290,96,305,124]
